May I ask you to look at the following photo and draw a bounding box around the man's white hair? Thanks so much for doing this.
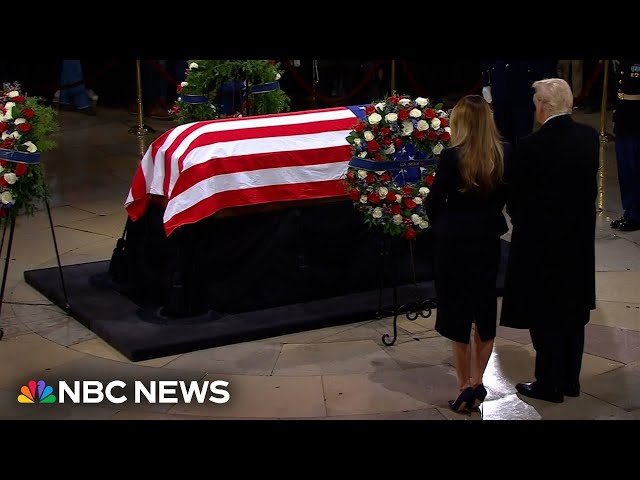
[532,78,573,116]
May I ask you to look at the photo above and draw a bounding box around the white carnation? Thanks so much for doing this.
[431,118,441,130]
[383,145,395,154]
[1,132,8,141]
[23,141,38,153]
[414,197,423,205]
[392,214,403,225]
[357,169,367,179]
[359,152,367,158]
[432,143,444,155]
[1,191,13,204]
[7,91,19,98]
[396,194,403,203]
[409,108,422,118]
[368,112,382,125]
[372,207,383,219]
[411,214,421,224]
[10,131,20,139]
[189,62,199,69]
[419,186,430,196]
[415,97,429,107]
[375,102,387,112]
[360,195,368,204]
[364,131,374,142]
[275,73,281,80]
[14,118,26,125]
[445,126,451,134]
[3,172,17,184]
[181,81,189,87]
[417,119,429,131]
[399,98,412,106]
[354,138,361,145]
[378,186,389,197]
[401,121,414,136]
[419,219,430,229]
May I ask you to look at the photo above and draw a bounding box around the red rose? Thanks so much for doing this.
[346,172,355,182]
[380,173,391,182]
[0,177,7,187]
[176,84,182,93]
[367,192,380,205]
[355,122,365,133]
[386,191,397,202]
[0,122,8,133]
[404,198,417,210]
[405,227,417,240]
[382,137,392,146]
[380,127,390,136]
[391,204,401,215]
[440,131,451,142]
[440,118,448,127]
[18,123,32,133]
[12,95,25,103]
[365,173,375,184]
[22,108,34,119]
[426,130,437,140]
[15,163,28,176]
[402,186,414,197]
[365,105,375,115]
[424,108,436,119]
[413,130,425,141]
[373,154,382,161]
[394,138,403,148]
[367,140,380,152]
[349,189,360,201]
[388,96,399,105]
[0,160,8,167]
[425,175,435,186]
[398,109,409,121]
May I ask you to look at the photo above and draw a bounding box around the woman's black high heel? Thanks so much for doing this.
[471,384,488,409]
[448,387,475,414]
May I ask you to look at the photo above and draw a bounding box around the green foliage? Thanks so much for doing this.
[174,60,290,125]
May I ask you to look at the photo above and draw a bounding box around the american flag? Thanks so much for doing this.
[125,105,367,236]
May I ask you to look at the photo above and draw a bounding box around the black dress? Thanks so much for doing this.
[424,145,511,343]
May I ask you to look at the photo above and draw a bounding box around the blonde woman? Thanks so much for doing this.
[424,95,511,413]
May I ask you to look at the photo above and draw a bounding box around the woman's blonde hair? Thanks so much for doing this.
[449,95,505,193]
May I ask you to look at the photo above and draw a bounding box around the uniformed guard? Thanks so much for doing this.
[610,59,640,232]
[481,60,554,146]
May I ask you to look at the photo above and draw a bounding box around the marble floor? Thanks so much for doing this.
[0,105,638,421]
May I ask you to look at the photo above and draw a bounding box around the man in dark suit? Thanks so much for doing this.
[481,60,554,146]
[500,78,599,403]
[610,59,640,232]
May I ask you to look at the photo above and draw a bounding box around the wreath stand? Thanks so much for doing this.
[0,191,70,342]
[348,156,438,347]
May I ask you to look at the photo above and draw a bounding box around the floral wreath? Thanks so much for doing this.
[343,95,451,239]
[172,60,290,125]
[0,82,58,222]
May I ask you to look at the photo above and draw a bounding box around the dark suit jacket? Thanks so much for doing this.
[424,144,511,239]
[500,114,599,329]
[481,60,553,104]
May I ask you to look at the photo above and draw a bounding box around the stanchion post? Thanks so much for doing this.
[129,60,155,136]
[599,60,614,144]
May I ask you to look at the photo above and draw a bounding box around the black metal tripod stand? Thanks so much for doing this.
[0,200,70,341]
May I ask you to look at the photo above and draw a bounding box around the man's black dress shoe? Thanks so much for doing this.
[618,218,640,232]
[516,382,564,403]
[610,216,626,228]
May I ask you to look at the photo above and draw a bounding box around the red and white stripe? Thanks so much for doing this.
[125,106,359,236]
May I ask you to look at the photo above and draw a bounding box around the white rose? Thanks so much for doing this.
[372,207,383,219]
[445,126,451,134]
[1,132,8,141]
[378,186,389,197]
[432,143,444,155]
[392,214,403,225]
[437,110,446,117]
[357,169,367,179]
[364,131,374,142]
[414,197,423,205]
[14,118,26,125]
[415,97,429,107]
[11,131,20,139]
[419,186,430,196]
[23,141,38,153]
[409,108,422,118]
[431,118,441,130]
[375,102,386,112]
[189,62,199,69]
[181,81,189,87]
[354,138,361,146]
[360,195,368,204]
[359,152,367,158]
[411,214,421,225]
[384,145,395,154]
[275,73,281,80]
[4,102,15,110]
[368,112,382,125]
[7,91,19,98]
[399,98,412,106]
[385,112,398,123]
[417,119,429,131]
[1,191,13,204]
[3,173,17,184]
[401,121,414,136]
[396,194,403,203]
[419,219,430,229]
[376,171,385,175]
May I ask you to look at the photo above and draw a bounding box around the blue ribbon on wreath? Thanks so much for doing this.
[0,148,42,165]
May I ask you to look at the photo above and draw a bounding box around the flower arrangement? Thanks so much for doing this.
[344,95,451,239]
[173,60,290,125]
[0,81,59,221]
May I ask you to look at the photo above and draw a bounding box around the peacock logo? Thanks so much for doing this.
[18,380,57,404]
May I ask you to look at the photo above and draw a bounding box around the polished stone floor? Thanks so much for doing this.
[0,105,638,420]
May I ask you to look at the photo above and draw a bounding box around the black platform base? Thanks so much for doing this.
[23,239,510,362]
